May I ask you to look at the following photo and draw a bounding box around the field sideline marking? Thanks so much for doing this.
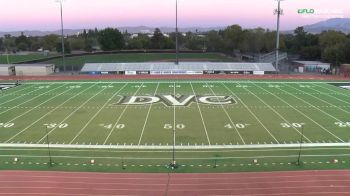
[255,83,344,142]
[286,84,350,114]
[35,83,105,144]
[190,82,211,145]
[4,83,94,143]
[69,83,128,144]
[206,82,246,144]
[0,84,58,116]
[103,83,144,145]
[0,143,349,150]
[2,147,348,153]
[137,83,160,145]
[239,82,312,143]
[314,83,350,98]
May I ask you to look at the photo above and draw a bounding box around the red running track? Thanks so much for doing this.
[1,170,350,196]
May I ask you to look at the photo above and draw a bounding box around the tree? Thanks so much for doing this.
[98,28,125,51]
[206,30,224,52]
[300,46,322,60]
[223,25,244,52]
[151,28,165,49]
[42,34,59,51]
[0,38,3,51]
[15,32,31,51]
[319,31,347,48]
[56,40,71,54]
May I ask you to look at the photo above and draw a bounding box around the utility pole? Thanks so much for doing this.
[274,0,284,73]
[175,0,179,65]
[56,0,66,72]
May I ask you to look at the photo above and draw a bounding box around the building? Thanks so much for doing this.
[80,62,276,75]
[292,61,331,73]
[15,64,55,76]
[0,64,16,76]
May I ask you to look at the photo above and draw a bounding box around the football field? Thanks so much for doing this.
[0,80,350,172]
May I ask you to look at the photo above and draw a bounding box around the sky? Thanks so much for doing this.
[0,0,349,31]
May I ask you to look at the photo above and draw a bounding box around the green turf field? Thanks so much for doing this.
[0,80,349,172]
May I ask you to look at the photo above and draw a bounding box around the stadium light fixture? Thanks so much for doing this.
[56,0,66,73]
[274,0,284,73]
[175,0,179,65]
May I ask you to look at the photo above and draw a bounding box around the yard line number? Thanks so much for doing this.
[44,123,69,129]
[225,123,250,129]
[100,124,125,130]
[281,123,305,128]
[335,122,350,128]
[164,124,185,130]
[0,123,14,128]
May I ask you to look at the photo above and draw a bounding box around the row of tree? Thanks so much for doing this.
[0,25,349,66]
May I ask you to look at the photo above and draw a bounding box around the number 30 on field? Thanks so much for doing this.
[44,123,68,129]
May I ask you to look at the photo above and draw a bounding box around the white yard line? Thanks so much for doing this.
[103,83,144,145]
[0,84,66,123]
[280,84,347,123]
[254,83,344,142]
[222,83,281,144]
[309,84,350,105]
[0,84,57,114]
[314,83,350,98]
[36,83,106,144]
[4,83,96,143]
[206,82,246,145]
[137,83,160,145]
[238,82,312,143]
[173,82,176,146]
[189,82,211,145]
[286,84,350,114]
[69,83,128,144]
[0,142,350,150]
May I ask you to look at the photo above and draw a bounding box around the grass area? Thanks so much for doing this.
[0,53,55,64]
[41,53,233,71]
[0,80,350,172]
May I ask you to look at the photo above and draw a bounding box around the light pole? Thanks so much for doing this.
[56,0,66,73]
[175,0,179,65]
[274,0,284,73]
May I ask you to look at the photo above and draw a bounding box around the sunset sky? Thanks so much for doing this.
[0,0,349,31]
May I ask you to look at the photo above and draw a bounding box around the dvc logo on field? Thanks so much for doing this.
[114,95,237,106]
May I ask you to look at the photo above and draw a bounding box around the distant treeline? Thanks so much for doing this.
[1,25,349,66]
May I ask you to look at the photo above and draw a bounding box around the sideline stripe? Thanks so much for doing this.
[0,142,349,150]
